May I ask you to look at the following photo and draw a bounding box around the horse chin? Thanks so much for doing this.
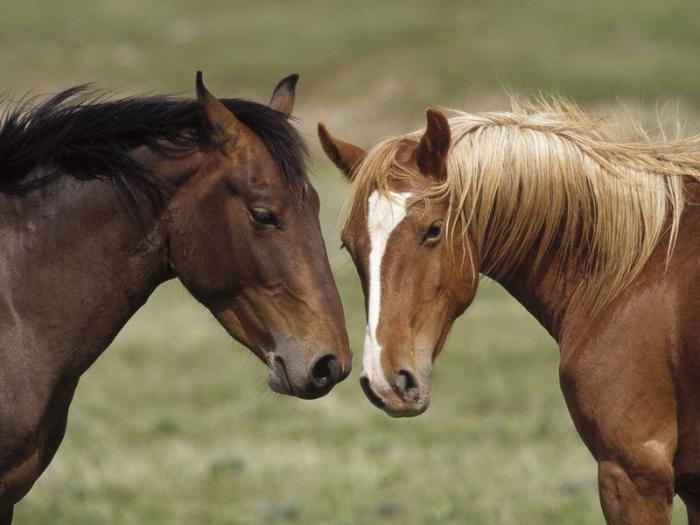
[382,398,430,418]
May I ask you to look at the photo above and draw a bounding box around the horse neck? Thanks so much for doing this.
[0,150,201,377]
[484,250,585,344]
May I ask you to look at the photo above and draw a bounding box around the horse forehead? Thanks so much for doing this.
[342,190,412,251]
[367,191,411,233]
[233,151,312,204]
[226,129,290,183]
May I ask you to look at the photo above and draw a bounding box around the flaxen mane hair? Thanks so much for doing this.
[347,98,700,312]
[0,86,308,213]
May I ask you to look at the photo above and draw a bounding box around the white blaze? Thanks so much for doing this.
[363,190,412,389]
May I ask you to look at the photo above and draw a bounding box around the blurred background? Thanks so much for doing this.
[2,1,699,523]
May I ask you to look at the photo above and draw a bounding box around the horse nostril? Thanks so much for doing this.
[396,369,420,402]
[310,354,340,388]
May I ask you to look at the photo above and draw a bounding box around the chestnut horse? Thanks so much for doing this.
[319,101,700,524]
[0,73,351,522]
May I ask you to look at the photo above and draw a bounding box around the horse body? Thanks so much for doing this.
[501,181,700,522]
[0,168,173,516]
[0,74,351,522]
[320,102,700,523]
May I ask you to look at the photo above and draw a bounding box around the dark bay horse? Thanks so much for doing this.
[319,102,700,524]
[0,73,351,522]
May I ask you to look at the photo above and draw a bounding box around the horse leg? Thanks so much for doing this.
[679,490,700,525]
[0,379,77,516]
[559,335,677,524]
[36,379,78,473]
[597,457,674,524]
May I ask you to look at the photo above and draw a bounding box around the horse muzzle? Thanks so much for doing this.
[267,349,351,400]
[359,369,430,417]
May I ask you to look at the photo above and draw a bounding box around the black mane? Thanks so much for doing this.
[0,86,308,212]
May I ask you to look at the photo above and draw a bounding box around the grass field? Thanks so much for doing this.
[2,1,699,523]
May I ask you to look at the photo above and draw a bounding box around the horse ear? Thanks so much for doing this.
[196,71,242,146]
[416,108,451,181]
[317,123,367,181]
[269,74,298,117]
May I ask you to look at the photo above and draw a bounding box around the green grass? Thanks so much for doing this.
[2,1,698,523]
[1,0,699,107]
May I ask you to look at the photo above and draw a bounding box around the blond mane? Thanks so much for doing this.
[346,98,700,312]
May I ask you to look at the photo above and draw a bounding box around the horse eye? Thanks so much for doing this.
[251,208,278,226]
[424,221,442,242]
